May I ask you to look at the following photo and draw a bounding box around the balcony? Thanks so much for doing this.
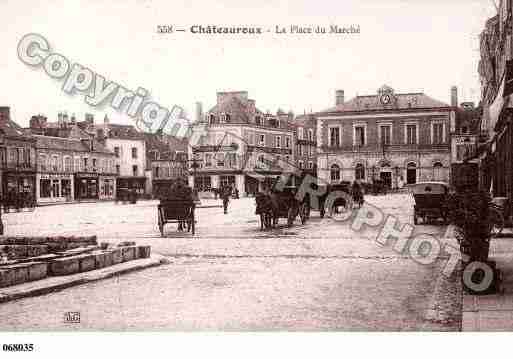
[1,161,36,172]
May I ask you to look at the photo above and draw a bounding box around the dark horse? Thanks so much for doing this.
[255,192,278,230]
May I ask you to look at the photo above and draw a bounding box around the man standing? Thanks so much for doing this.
[220,184,231,214]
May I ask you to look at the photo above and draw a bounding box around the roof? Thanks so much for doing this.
[207,95,264,123]
[0,119,32,139]
[34,135,114,155]
[143,133,187,160]
[318,87,452,115]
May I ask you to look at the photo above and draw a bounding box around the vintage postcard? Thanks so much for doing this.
[0,0,510,356]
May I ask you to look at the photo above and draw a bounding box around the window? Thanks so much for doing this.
[276,136,281,148]
[285,137,291,148]
[116,165,120,175]
[225,114,231,123]
[52,180,60,197]
[114,147,120,158]
[132,165,138,176]
[92,158,97,171]
[51,155,59,172]
[298,144,302,156]
[308,161,313,169]
[216,153,225,167]
[154,166,160,178]
[132,147,138,159]
[330,164,340,182]
[299,160,304,169]
[40,179,51,198]
[308,129,314,141]
[39,154,47,171]
[354,126,365,146]
[432,123,444,144]
[329,127,340,147]
[64,157,72,172]
[309,145,314,157]
[433,162,444,181]
[298,127,304,140]
[210,114,216,124]
[205,153,213,167]
[380,125,391,145]
[355,163,365,180]
[259,134,265,146]
[406,124,417,145]
[83,157,88,170]
[74,157,81,172]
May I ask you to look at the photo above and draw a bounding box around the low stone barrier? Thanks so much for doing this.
[0,236,98,260]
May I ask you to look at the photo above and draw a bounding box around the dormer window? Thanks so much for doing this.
[225,114,231,123]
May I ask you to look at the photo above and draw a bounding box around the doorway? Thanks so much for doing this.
[407,163,417,184]
[380,171,392,189]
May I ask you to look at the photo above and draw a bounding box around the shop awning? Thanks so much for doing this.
[489,77,505,133]
[245,172,268,182]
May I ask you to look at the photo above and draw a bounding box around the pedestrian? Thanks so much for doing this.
[352,180,363,208]
[220,184,231,214]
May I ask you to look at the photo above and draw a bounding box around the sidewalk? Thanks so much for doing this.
[0,254,165,304]
[462,228,513,331]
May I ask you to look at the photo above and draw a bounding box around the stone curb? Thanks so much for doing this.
[425,259,463,330]
[0,255,165,304]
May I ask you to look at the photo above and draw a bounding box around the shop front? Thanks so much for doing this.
[74,172,99,201]
[116,176,146,197]
[2,171,36,209]
[99,175,116,200]
[37,173,73,204]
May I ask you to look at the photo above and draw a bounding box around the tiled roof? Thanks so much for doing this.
[208,96,264,123]
[84,123,145,140]
[144,133,187,160]
[0,119,31,138]
[34,135,113,154]
[319,92,451,114]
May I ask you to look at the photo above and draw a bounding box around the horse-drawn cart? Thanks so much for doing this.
[409,181,449,225]
[255,186,309,229]
[157,200,196,236]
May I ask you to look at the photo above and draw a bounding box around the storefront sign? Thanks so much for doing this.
[40,174,72,180]
[76,172,99,179]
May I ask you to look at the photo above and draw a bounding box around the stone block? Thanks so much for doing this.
[0,268,15,288]
[27,245,49,258]
[111,248,123,265]
[137,246,151,259]
[27,261,48,282]
[4,264,30,285]
[118,241,136,247]
[92,251,107,269]
[78,254,96,272]
[49,256,80,276]
[121,246,136,262]
[103,251,113,267]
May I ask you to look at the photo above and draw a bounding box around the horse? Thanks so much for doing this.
[255,192,278,230]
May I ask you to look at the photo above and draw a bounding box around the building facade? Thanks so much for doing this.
[80,117,147,196]
[34,135,117,204]
[316,85,454,188]
[188,91,295,196]
[0,107,37,209]
[478,1,513,207]
[294,113,318,178]
[144,133,188,197]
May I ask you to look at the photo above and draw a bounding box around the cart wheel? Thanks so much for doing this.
[300,203,308,224]
[287,207,295,227]
[191,211,195,236]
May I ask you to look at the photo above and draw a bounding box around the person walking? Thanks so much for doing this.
[352,180,364,208]
[220,184,231,214]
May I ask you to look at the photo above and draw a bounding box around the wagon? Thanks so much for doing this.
[306,181,352,218]
[157,200,196,236]
[255,186,309,229]
[409,181,449,225]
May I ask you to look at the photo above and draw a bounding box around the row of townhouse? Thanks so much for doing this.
[0,107,187,206]
[189,86,470,196]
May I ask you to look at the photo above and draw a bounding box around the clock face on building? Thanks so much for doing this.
[380,94,391,104]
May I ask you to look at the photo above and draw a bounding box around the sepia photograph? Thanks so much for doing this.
[0,0,511,356]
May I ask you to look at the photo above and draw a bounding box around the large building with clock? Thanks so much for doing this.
[315,85,455,188]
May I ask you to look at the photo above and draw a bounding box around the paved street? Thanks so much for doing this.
[0,194,457,330]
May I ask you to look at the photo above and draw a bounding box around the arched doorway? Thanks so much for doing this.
[433,162,443,181]
[355,163,365,181]
[330,164,340,183]
[407,162,417,184]
[379,164,392,189]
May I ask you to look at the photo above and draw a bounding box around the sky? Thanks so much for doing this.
[0,0,498,129]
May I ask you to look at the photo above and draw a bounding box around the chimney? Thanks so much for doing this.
[451,86,458,108]
[336,90,345,106]
[103,114,109,125]
[0,106,10,124]
[195,102,203,123]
